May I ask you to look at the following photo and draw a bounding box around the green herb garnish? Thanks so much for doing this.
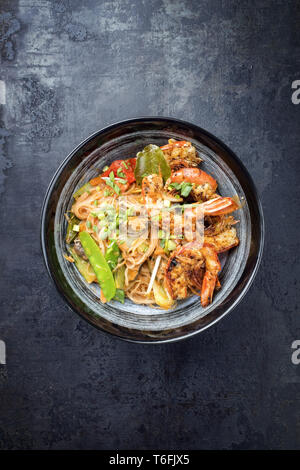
[169,181,193,197]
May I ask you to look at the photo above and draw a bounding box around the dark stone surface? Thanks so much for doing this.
[0,0,300,450]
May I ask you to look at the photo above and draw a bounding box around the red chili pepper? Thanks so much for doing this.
[102,159,136,184]
[90,158,136,187]
[128,158,137,170]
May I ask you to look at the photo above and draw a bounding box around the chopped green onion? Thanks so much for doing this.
[93,225,98,233]
[114,184,120,194]
[169,181,193,198]
[104,189,110,196]
[121,161,129,169]
[103,165,109,172]
[117,168,125,178]
[86,220,92,229]
[109,171,115,181]
[93,200,98,206]
[105,179,114,188]
[180,182,193,197]
[169,182,181,190]
[166,240,176,251]
[127,207,135,216]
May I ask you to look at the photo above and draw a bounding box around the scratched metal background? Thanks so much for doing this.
[0,0,300,450]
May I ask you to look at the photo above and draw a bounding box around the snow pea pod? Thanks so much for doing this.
[79,231,116,301]
[105,241,126,303]
[105,239,120,270]
[68,246,96,284]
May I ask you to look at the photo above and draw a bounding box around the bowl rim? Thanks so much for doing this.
[40,116,265,344]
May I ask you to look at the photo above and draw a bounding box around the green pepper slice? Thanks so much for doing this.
[134,144,171,184]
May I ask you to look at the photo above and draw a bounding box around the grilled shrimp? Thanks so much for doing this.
[142,174,164,206]
[161,140,202,171]
[142,174,180,205]
[200,244,222,306]
[204,215,239,252]
[171,167,217,190]
[205,227,239,253]
[200,196,239,216]
[166,167,218,201]
[165,242,221,307]
[204,215,237,236]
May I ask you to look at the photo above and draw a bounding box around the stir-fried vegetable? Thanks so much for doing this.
[89,159,136,191]
[73,182,92,199]
[134,144,171,184]
[66,213,80,243]
[67,246,96,284]
[79,231,116,301]
[102,159,136,184]
[113,288,125,303]
[153,281,174,309]
[105,241,126,303]
[114,264,125,289]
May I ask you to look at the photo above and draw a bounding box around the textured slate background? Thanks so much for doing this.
[0,0,300,450]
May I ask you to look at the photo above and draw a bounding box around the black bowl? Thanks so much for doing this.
[40,117,264,343]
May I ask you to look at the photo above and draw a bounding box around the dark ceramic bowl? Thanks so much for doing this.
[41,117,264,343]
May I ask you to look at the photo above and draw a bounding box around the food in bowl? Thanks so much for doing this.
[64,139,241,310]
